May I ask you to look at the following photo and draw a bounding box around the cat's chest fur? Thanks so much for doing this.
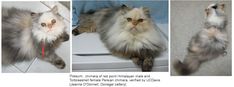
[202,27,227,41]
[32,23,65,42]
[119,32,148,44]
[106,29,158,51]
[207,14,225,27]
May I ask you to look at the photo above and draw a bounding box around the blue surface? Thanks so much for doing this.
[72,0,168,26]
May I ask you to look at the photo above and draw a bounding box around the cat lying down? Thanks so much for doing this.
[72,5,166,72]
[2,6,69,69]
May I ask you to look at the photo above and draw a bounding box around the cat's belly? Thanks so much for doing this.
[189,28,228,60]
[203,28,228,51]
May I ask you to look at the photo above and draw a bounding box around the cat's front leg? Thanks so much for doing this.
[60,32,69,42]
[142,57,154,72]
[222,47,227,56]
[131,57,143,66]
[45,53,66,69]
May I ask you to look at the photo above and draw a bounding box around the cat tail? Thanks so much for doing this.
[72,21,97,36]
[72,27,80,36]
[173,56,200,75]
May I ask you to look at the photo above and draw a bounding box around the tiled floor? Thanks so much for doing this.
[2,1,70,73]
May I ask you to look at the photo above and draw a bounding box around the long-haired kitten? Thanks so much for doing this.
[2,6,69,69]
[173,3,228,75]
[72,5,166,72]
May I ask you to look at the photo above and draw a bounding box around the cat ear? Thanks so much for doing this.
[51,6,58,14]
[205,8,210,17]
[141,7,151,17]
[121,4,128,9]
[31,12,36,16]
[31,12,41,18]
[219,3,225,11]
[120,4,130,15]
[142,7,150,15]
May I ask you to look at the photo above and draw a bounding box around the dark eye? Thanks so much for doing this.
[126,18,132,22]
[41,23,46,27]
[212,5,217,9]
[51,19,56,24]
[138,19,144,22]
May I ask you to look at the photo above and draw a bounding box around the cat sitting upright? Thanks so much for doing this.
[173,3,228,75]
[2,6,69,69]
[72,5,166,72]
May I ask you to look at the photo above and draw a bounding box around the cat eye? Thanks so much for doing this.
[41,23,46,27]
[138,19,144,22]
[126,18,132,22]
[51,19,56,24]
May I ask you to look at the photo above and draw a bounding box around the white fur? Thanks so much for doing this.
[19,28,36,57]
[106,8,164,51]
[206,3,225,27]
[32,12,66,42]
[7,14,36,56]
[207,11,224,26]
[11,27,36,57]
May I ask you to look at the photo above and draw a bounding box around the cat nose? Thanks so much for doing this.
[132,21,138,26]
[48,24,52,29]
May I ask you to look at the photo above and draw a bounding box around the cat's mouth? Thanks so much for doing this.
[130,27,139,32]
[47,29,52,32]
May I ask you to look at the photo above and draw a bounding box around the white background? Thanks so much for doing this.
[0,0,233,87]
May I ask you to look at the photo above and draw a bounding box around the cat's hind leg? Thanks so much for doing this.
[173,54,200,75]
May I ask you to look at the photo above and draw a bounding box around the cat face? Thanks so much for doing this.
[205,3,225,17]
[38,6,64,33]
[32,6,66,42]
[205,3,226,26]
[121,7,152,33]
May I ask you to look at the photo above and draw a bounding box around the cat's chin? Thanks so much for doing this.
[130,27,137,30]
[33,28,64,43]
[128,28,145,34]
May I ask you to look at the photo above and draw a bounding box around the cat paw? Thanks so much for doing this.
[63,33,69,42]
[141,58,153,72]
[72,29,80,36]
[131,57,143,66]
[53,59,66,69]
[222,50,227,56]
